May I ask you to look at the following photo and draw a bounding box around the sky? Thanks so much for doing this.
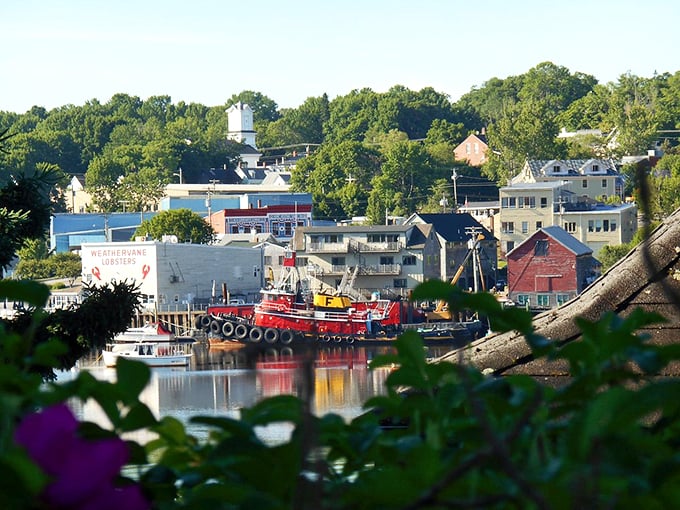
[1,0,678,114]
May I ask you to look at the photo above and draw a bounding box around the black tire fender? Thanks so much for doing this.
[264,328,279,344]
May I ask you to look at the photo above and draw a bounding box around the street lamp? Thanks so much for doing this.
[173,167,183,184]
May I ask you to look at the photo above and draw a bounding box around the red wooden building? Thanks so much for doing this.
[506,226,600,311]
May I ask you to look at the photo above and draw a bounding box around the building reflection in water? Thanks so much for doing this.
[63,343,455,442]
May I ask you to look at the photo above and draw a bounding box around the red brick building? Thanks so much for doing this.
[506,226,600,311]
[453,131,488,167]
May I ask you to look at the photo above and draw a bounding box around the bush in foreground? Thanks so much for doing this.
[3,279,680,509]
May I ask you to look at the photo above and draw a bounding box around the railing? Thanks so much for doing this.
[350,240,403,253]
[360,263,402,275]
[307,242,349,253]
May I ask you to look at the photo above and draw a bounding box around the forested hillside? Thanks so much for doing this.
[2,62,679,223]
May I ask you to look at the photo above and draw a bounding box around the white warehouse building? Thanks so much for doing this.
[80,240,266,309]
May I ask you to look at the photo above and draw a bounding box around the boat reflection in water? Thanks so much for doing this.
[66,343,456,442]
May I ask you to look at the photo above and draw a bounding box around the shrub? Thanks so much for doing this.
[3,279,680,509]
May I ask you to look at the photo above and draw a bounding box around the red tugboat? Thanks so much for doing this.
[196,251,484,347]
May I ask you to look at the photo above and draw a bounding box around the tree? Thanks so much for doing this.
[226,91,280,124]
[0,163,58,271]
[133,209,214,244]
[15,252,82,284]
[256,94,330,150]
[365,140,435,223]
[605,73,661,156]
[650,152,680,219]
[483,98,567,183]
[291,141,381,221]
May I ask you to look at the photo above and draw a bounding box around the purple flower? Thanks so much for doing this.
[15,403,149,510]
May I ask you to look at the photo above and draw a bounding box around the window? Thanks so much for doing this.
[311,234,343,243]
[367,233,399,243]
[534,240,549,256]
[402,255,416,265]
[564,222,577,233]
[465,143,471,154]
[521,221,528,234]
[516,294,529,306]
[540,197,548,208]
[582,179,588,188]
[611,221,617,231]
[553,165,561,173]
[295,256,308,267]
[595,219,602,232]
[264,255,272,265]
[474,142,479,154]
[556,294,570,305]
[519,196,534,208]
[379,256,394,265]
[394,278,407,288]
[331,256,345,266]
[509,197,517,208]
[501,221,514,234]
[501,197,508,208]
[593,164,600,172]
[537,294,550,307]
[588,220,594,232]
[506,241,515,252]
[603,219,609,231]
[602,179,607,188]
[536,221,543,230]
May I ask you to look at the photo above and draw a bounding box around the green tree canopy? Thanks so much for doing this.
[133,208,214,244]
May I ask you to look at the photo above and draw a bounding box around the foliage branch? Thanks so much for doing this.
[3,278,680,509]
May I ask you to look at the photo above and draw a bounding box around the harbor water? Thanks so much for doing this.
[61,342,458,443]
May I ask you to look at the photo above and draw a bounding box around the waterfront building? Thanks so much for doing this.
[80,240,267,309]
[506,226,600,311]
[290,223,441,298]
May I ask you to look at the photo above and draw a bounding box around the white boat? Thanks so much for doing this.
[113,322,175,343]
[102,341,193,368]
[102,323,195,367]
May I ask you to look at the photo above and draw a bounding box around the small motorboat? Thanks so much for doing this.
[102,323,195,367]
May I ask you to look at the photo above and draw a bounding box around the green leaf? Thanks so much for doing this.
[119,401,158,431]
[239,395,303,427]
[115,357,151,402]
[29,339,68,367]
[0,279,50,308]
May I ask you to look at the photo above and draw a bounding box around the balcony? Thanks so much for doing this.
[348,239,403,253]
[307,242,349,253]
[359,263,402,275]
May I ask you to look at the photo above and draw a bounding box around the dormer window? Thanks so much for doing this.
[553,165,561,173]
[593,164,599,172]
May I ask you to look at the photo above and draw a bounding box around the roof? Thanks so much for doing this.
[436,206,680,377]
[300,224,416,234]
[408,213,497,243]
[500,181,567,191]
[405,223,434,249]
[524,158,618,179]
[507,226,592,258]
